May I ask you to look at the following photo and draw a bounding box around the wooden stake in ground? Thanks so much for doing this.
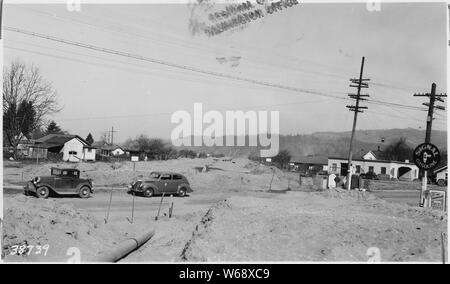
[442,232,447,264]
[126,191,136,224]
[155,193,165,220]
[131,191,136,223]
[269,167,275,191]
[169,194,174,218]
[105,187,114,224]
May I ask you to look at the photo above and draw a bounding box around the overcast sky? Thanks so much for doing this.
[3,2,448,143]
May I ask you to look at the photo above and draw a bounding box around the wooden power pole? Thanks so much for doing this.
[414,83,446,206]
[111,126,116,145]
[346,57,370,190]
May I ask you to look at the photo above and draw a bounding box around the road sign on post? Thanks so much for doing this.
[131,156,139,171]
[413,143,441,208]
[413,143,441,171]
[430,190,446,212]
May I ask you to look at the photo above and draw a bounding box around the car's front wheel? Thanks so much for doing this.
[37,187,50,199]
[178,188,186,197]
[79,186,91,198]
[437,179,446,187]
[143,188,154,198]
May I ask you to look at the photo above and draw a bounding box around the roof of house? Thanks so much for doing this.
[93,143,123,151]
[433,157,448,173]
[29,143,61,149]
[363,150,389,160]
[434,165,447,173]
[329,156,417,166]
[290,155,328,165]
[35,134,90,146]
[124,148,141,153]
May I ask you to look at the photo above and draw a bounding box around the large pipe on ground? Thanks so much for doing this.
[92,229,155,262]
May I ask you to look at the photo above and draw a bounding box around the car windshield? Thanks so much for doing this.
[150,172,161,179]
[51,168,62,176]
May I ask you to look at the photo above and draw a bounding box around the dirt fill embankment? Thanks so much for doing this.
[2,196,123,262]
[179,191,447,262]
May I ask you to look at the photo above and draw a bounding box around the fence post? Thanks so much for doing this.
[169,194,174,218]
[269,167,275,191]
[442,232,446,264]
[155,193,165,220]
[130,191,136,223]
[105,187,113,224]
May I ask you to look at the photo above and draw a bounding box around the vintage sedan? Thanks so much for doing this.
[128,172,192,197]
[24,168,94,199]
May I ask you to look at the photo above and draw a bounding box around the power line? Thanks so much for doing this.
[7,43,432,120]
[18,5,436,101]
[6,26,436,116]
[55,99,332,122]
[5,26,351,103]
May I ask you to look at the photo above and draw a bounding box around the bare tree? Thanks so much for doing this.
[3,61,60,157]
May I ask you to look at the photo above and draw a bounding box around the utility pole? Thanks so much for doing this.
[0,0,3,39]
[414,83,446,207]
[36,145,39,168]
[346,56,370,190]
[110,126,117,145]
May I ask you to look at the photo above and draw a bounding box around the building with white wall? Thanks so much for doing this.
[328,151,419,181]
[433,165,447,186]
[31,134,96,162]
[111,146,125,156]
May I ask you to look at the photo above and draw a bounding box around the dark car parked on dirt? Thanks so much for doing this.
[128,172,192,197]
[360,172,379,180]
[24,168,94,199]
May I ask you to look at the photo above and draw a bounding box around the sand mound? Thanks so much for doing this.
[180,192,447,262]
[180,199,232,262]
[2,196,120,262]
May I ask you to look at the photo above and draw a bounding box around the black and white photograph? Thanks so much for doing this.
[0,0,448,266]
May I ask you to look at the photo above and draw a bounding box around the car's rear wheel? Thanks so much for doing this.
[437,179,446,187]
[79,186,91,198]
[143,188,154,198]
[37,187,50,199]
[178,188,186,197]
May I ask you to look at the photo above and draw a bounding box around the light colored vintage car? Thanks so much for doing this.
[128,171,192,197]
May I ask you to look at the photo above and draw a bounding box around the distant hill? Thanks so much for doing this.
[312,128,447,149]
[173,128,447,158]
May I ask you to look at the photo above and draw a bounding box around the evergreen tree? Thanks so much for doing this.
[45,120,64,135]
[86,133,94,145]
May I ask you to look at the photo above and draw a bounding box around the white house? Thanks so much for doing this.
[111,147,125,156]
[83,146,96,161]
[32,134,96,162]
[328,151,419,181]
[434,165,447,186]
[61,137,97,162]
[362,151,377,160]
